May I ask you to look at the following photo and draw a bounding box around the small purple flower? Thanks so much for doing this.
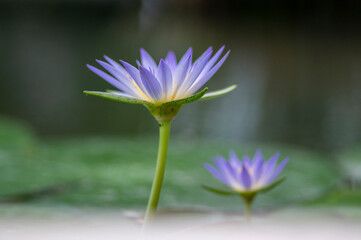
[87,46,231,104]
[204,149,289,193]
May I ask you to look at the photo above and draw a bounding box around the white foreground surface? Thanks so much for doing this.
[0,207,360,240]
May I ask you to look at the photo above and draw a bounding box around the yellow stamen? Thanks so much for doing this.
[126,75,153,103]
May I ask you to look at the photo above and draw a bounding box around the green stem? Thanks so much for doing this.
[142,120,171,230]
[244,199,252,221]
[242,194,256,222]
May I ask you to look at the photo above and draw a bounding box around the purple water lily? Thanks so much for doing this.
[204,149,289,193]
[87,46,230,104]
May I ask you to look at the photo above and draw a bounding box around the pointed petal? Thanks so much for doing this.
[103,55,129,76]
[140,48,157,70]
[188,50,230,94]
[176,49,213,96]
[95,60,137,95]
[119,60,150,100]
[173,53,192,90]
[139,66,163,102]
[165,51,177,72]
[200,84,237,101]
[212,156,236,183]
[240,164,252,189]
[178,47,192,66]
[270,158,289,183]
[253,159,264,183]
[157,60,173,100]
[204,163,229,185]
[193,47,212,65]
[229,150,241,169]
[261,152,280,184]
[242,156,252,168]
[87,64,124,91]
[253,149,263,166]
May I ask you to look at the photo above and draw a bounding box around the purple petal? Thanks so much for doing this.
[229,150,241,169]
[242,156,252,168]
[197,46,225,78]
[193,47,212,65]
[212,156,237,182]
[265,152,280,171]
[252,149,263,168]
[253,159,264,183]
[140,48,157,70]
[87,64,124,91]
[177,49,213,94]
[178,47,192,66]
[240,164,252,189]
[165,51,177,72]
[188,50,230,93]
[270,158,289,182]
[104,55,129,76]
[95,60,136,95]
[173,53,192,89]
[204,163,229,185]
[262,152,281,183]
[119,60,148,95]
[139,66,163,102]
[156,60,173,100]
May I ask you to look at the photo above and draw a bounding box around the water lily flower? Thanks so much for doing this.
[85,46,236,121]
[84,47,236,228]
[204,149,289,219]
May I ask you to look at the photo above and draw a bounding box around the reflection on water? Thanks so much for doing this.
[0,1,360,150]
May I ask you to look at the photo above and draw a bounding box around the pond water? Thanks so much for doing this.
[0,2,360,151]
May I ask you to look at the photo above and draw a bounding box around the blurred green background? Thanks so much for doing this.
[0,0,360,214]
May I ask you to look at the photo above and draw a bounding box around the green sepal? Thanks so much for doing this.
[258,177,285,194]
[202,185,238,195]
[144,87,208,121]
[83,91,149,105]
[84,88,208,122]
[202,177,285,197]
[200,84,237,101]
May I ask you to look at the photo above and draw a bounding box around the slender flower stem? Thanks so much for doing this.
[143,120,171,230]
[244,199,252,222]
[242,194,256,222]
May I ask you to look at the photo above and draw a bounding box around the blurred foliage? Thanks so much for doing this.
[0,116,360,214]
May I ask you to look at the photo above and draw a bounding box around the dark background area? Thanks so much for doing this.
[0,0,361,150]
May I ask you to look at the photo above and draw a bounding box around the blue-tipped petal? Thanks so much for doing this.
[140,48,157,70]
[177,49,213,95]
[253,159,264,183]
[265,152,280,171]
[95,60,137,94]
[229,150,241,169]
[104,55,129,76]
[270,158,289,183]
[204,163,228,185]
[139,66,163,102]
[119,60,149,97]
[178,47,192,65]
[188,50,230,94]
[165,51,177,72]
[240,164,252,189]
[173,53,192,90]
[87,64,124,91]
[157,60,173,100]
[242,156,252,168]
